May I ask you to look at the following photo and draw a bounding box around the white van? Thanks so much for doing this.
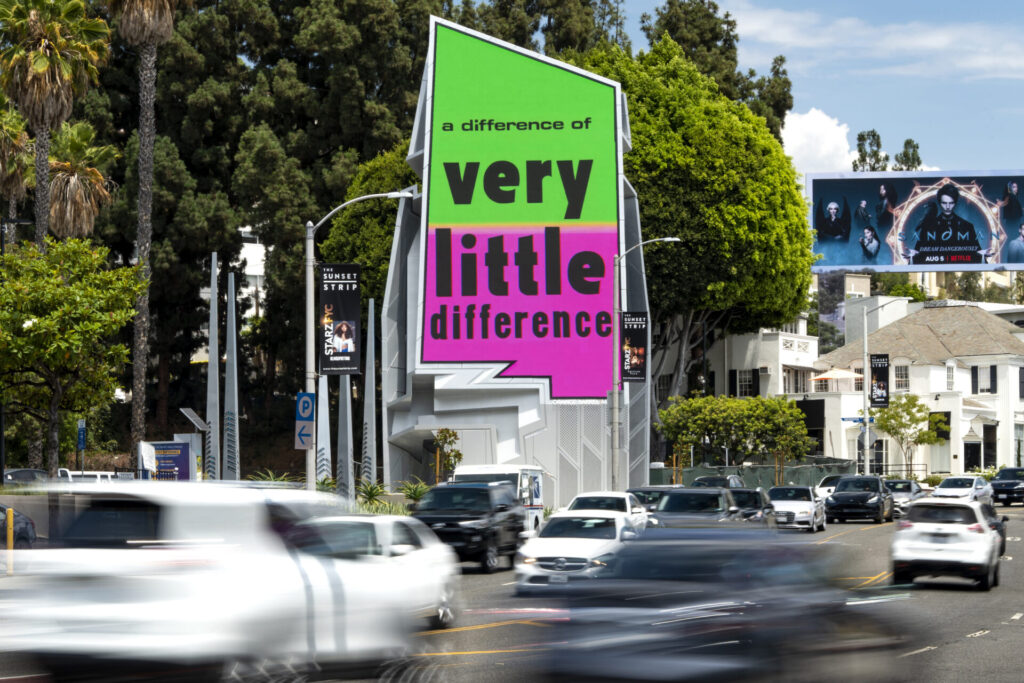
[57,469,117,483]
[452,464,545,530]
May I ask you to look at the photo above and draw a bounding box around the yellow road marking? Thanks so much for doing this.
[816,521,892,545]
[418,618,551,636]
[413,647,543,657]
[852,570,892,589]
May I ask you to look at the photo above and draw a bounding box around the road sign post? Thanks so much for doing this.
[77,419,86,471]
[295,392,315,451]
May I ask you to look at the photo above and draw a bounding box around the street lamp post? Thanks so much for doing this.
[0,217,32,486]
[861,298,905,474]
[611,236,681,490]
[304,190,415,490]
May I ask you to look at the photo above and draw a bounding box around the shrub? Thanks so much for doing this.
[356,479,388,506]
[248,469,299,482]
[923,474,945,488]
[397,477,431,503]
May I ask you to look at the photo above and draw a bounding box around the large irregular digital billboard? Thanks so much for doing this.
[420,19,622,399]
[809,171,1024,271]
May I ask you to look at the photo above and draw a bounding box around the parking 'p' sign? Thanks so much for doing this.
[294,392,314,450]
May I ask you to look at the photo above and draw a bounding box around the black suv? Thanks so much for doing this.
[824,475,893,523]
[990,468,1024,506]
[411,481,525,572]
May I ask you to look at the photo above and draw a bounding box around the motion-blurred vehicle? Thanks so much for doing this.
[56,468,117,483]
[0,482,416,681]
[649,488,745,528]
[3,468,48,486]
[768,485,826,532]
[452,464,545,531]
[892,498,1002,590]
[284,514,460,629]
[543,529,916,682]
[691,474,746,488]
[410,481,525,573]
[989,467,1024,506]
[729,487,777,528]
[626,485,685,512]
[814,474,843,499]
[825,475,894,524]
[931,476,993,505]
[981,503,1009,556]
[566,491,648,529]
[885,479,926,517]
[514,511,637,595]
[0,503,37,548]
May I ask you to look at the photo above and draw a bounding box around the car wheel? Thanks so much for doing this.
[978,562,995,591]
[820,515,827,532]
[1001,540,1007,556]
[429,582,458,629]
[885,504,894,522]
[875,509,884,524]
[481,538,500,574]
[994,562,1001,588]
[13,537,30,550]
[892,567,912,585]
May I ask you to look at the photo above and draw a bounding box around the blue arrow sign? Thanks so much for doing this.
[296,424,311,446]
[841,417,875,422]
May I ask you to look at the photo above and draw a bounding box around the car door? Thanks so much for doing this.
[390,520,435,613]
[627,494,647,529]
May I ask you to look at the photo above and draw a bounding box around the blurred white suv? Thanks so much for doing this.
[891,498,1001,590]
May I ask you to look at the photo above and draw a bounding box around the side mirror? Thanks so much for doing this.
[728,506,740,515]
[390,544,416,557]
[1003,516,1010,523]
[631,506,645,514]
[518,530,536,541]
[621,530,638,540]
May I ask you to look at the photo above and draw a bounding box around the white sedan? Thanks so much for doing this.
[284,514,461,629]
[566,491,648,529]
[514,511,637,594]
[931,476,994,506]
[768,486,827,532]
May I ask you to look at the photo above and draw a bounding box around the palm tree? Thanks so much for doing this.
[107,0,185,455]
[0,92,31,229]
[47,120,118,238]
[0,0,110,246]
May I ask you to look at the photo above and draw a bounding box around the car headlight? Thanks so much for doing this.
[826,496,836,504]
[514,552,535,566]
[1015,483,1024,489]
[590,553,616,568]
[458,518,489,529]
[867,495,880,504]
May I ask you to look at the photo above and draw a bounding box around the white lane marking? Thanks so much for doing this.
[966,630,990,638]
[899,646,937,658]
[1007,536,1021,542]
[1012,613,1023,621]
[502,581,517,586]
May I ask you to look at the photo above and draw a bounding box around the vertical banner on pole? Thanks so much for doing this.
[336,375,354,501]
[870,354,890,408]
[621,312,648,382]
[205,253,220,480]
[320,264,362,375]
[316,375,332,483]
[222,273,239,480]
[360,299,377,483]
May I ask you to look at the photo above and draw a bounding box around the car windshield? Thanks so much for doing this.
[995,469,1024,481]
[568,496,627,512]
[62,498,162,548]
[539,517,616,539]
[885,481,912,492]
[417,488,490,512]
[629,490,667,506]
[938,478,973,489]
[835,478,879,493]
[907,504,977,524]
[692,477,728,487]
[287,521,380,559]
[769,487,811,502]
[658,493,723,513]
[731,491,762,508]
[453,473,515,485]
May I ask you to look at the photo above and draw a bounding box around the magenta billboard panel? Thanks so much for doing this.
[420,19,623,399]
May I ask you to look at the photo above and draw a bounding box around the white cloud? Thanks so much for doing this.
[781,108,856,177]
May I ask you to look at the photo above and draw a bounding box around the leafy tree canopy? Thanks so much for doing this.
[870,394,947,470]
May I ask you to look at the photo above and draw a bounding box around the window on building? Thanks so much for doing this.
[656,375,672,403]
[947,364,955,392]
[783,368,807,394]
[738,369,754,397]
[854,366,864,392]
[894,365,909,391]
[978,368,992,393]
[814,379,829,393]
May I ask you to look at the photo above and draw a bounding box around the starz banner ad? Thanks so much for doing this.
[320,264,361,375]
[870,354,889,409]
[420,19,623,399]
[809,171,1024,271]
[621,312,647,383]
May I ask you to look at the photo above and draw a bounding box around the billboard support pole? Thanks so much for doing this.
[304,191,414,490]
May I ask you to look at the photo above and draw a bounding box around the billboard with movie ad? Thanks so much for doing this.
[420,19,623,399]
[621,312,647,382]
[870,354,889,408]
[809,171,1024,272]
[320,263,361,375]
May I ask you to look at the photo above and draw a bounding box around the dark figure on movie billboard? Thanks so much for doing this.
[860,226,881,261]
[1005,222,1024,263]
[815,197,851,241]
[854,199,872,227]
[876,183,898,232]
[1000,181,1022,232]
[906,184,989,265]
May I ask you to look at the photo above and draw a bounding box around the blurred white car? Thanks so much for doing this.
[814,475,843,500]
[514,511,637,594]
[0,482,415,681]
[768,485,826,532]
[284,514,460,629]
[566,491,648,529]
[892,498,1001,590]
[931,476,993,505]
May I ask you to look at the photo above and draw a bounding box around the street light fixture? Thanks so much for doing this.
[304,190,416,490]
[610,236,681,490]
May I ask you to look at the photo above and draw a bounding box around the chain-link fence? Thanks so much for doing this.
[651,458,855,489]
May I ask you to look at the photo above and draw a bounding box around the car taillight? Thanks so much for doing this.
[966,523,985,534]
[897,520,913,530]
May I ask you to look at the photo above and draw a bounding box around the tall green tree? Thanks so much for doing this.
[892,138,922,171]
[852,129,888,172]
[0,91,31,225]
[0,0,109,245]
[871,394,947,474]
[0,238,143,475]
[576,39,814,424]
[944,272,983,301]
[106,0,189,455]
[47,120,118,238]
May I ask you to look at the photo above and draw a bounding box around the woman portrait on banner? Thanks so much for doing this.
[332,321,355,353]
[859,225,881,262]
[876,183,898,233]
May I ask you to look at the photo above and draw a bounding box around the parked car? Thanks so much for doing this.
[885,479,926,517]
[768,485,826,532]
[284,514,460,629]
[0,503,36,548]
[3,469,48,486]
[626,485,686,512]
[989,467,1024,506]
[691,474,746,488]
[892,498,1002,590]
[649,488,745,527]
[814,474,844,500]
[410,481,525,573]
[566,491,648,529]
[932,476,993,506]
[0,482,415,681]
[514,510,637,594]
[729,487,777,528]
[825,475,894,524]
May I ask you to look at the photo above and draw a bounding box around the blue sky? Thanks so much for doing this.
[622,0,1023,179]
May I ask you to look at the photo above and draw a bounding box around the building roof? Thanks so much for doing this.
[818,304,1024,368]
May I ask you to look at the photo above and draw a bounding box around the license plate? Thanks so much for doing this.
[548,574,568,583]
[999,494,1007,499]
[930,534,951,544]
